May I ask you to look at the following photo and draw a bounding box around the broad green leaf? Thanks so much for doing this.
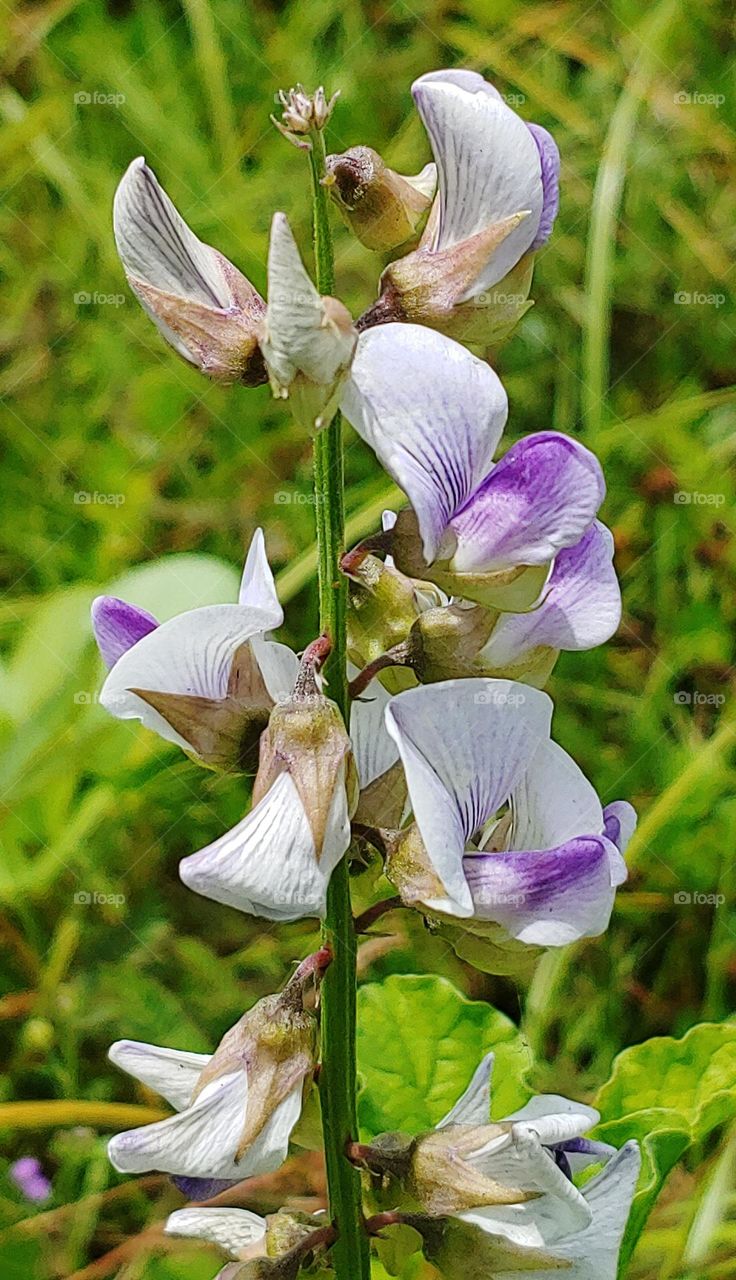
[595,1022,736,1269]
[597,1021,736,1136]
[357,974,531,1139]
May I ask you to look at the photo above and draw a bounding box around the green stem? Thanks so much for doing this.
[308,127,370,1280]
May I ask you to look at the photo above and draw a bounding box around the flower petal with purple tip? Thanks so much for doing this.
[91,597,159,669]
[477,521,620,668]
[385,679,553,916]
[463,834,623,946]
[448,432,605,574]
[412,71,543,291]
[603,800,638,854]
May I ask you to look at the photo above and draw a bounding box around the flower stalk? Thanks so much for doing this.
[307,119,370,1280]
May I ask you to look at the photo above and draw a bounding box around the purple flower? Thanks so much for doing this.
[342,325,605,610]
[360,70,560,343]
[382,678,634,949]
[10,1157,52,1203]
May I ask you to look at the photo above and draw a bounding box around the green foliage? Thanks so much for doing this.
[595,1023,736,1269]
[357,974,531,1138]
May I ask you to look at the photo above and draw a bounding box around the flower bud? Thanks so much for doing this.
[272,84,339,148]
[407,601,497,683]
[113,158,266,383]
[343,543,436,687]
[253,648,359,861]
[325,146,436,251]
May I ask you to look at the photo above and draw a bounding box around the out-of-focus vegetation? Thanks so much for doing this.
[0,0,734,1276]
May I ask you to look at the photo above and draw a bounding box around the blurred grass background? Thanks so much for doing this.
[0,0,735,1275]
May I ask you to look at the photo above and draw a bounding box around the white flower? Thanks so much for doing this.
[108,964,321,1183]
[359,69,560,343]
[92,529,298,772]
[382,678,633,948]
[179,641,397,921]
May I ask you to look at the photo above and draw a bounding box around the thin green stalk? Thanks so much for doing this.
[308,126,370,1280]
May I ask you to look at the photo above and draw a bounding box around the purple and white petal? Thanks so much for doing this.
[510,739,604,852]
[463,835,622,946]
[342,324,508,563]
[448,433,605,575]
[165,1207,267,1258]
[603,801,638,855]
[385,680,552,916]
[108,1039,209,1111]
[179,768,350,921]
[91,597,159,669]
[556,1136,618,1175]
[527,124,560,250]
[99,604,277,750]
[437,1052,494,1128]
[412,71,543,291]
[478,522,621,668]
[238,528,283,629]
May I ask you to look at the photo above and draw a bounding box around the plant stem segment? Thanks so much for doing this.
[308,126,370,1280]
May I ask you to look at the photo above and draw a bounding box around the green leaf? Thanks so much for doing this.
[357,974,530,1140]
[595,1022,736,1269]
[597,1021,736,1135]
